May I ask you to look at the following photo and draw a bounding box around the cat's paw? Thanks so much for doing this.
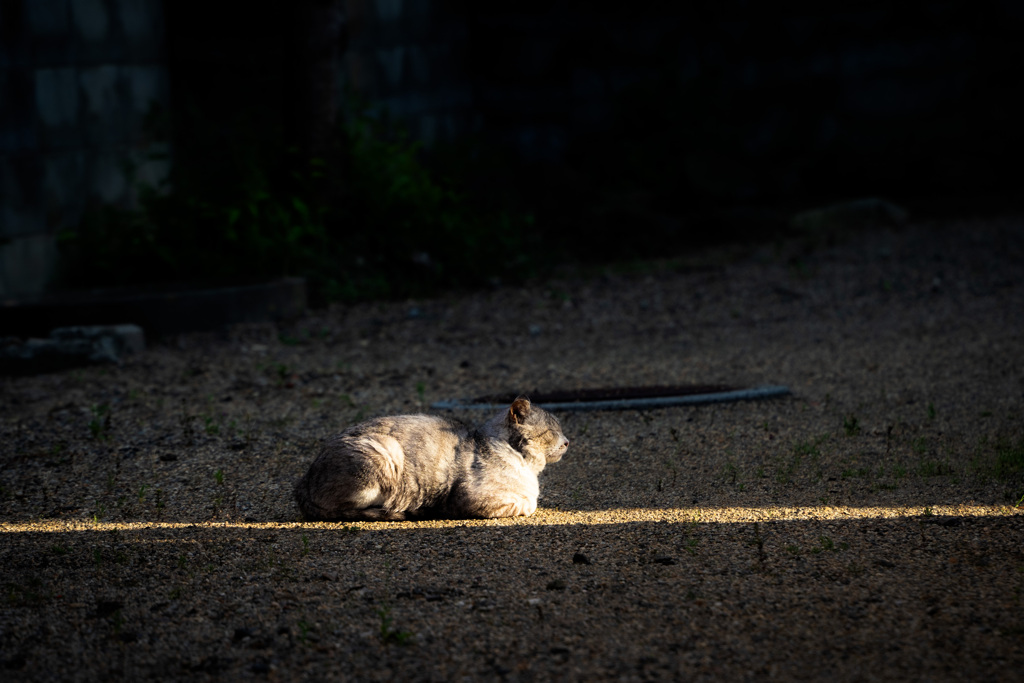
[487,496,536,518]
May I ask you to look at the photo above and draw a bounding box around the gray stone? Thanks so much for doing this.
[51,324,146,355]
[0,323,144,375]
[790,198,909,235]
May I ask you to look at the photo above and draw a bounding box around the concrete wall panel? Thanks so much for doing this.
[0,0,167,296]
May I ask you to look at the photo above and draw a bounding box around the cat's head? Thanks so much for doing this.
[507,397,569,464]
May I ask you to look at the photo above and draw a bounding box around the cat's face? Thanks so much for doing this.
[508,398,569,463]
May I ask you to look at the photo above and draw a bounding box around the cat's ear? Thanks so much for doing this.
[509,397,531,425]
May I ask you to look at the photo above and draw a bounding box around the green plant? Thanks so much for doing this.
[794,434,829,457]
[301,535,310,557]
[297,619,312,645]
[180,400,195,446]
[137,484,149,503]
[203,414,220,435]
[377,603,413,645]
[214,469,224,485]
[375,558,413,645]
[89,404,111,440]
[927,402,937,420]
[723,461,738,485]
[109,609,125,634]
[5,578,49,606]
[843,415,861,437]
[776,454,800,484]
[57,105,539,305]
[777,436,826,484]
[918,460,951,477]
[279,332,303,346]
[811,537,833,554]
[995,437,1024,481]
[809,536,848,554]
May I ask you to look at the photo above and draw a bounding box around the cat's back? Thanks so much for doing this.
[333,413,471,471]
[341,413,465,446]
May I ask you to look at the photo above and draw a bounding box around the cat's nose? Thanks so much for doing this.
[563,440,569,448]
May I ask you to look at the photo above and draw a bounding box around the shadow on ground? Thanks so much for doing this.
[2,511,1022,680]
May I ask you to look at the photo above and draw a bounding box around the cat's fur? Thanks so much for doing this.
[294,398,568,521]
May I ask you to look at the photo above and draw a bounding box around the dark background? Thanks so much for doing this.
[4,0,1022,300]
[165,0,1022,259]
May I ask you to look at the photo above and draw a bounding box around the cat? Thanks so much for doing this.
[294,398,568,521]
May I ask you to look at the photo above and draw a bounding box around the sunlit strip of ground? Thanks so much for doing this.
[0,504,1020,534]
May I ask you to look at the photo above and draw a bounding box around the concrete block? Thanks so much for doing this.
[71,0,110,43]
[28,0,72,36]
[40,150,88,224]
[34,68,81,148]
[377,46,406,87]
[0,70,36,152]
[0,203,44,243]
[72,0,127,64]
[408,45,428,86]
[51,324,145,354]
[116,0,164,59]
[80,65,130,145]
[0,323,144,375]
[0,155,44,239]
[790,198,909,235]
[128,143,170,194]
[27,0,74,65]
[375,0,404,22]
[117,0,161,41]
[123,64,162,112]
[418,114,436,144]
[0,234,56,296]
[78,65,118,117]
[90,150,129,203]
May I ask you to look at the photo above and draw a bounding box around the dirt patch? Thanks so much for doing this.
[1,217,1023,680]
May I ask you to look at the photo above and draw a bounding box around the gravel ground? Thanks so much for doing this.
[1,217,1023,681]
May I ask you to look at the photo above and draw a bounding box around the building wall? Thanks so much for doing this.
[0,0,169,296]
[340,0,478,144]
[364,2,1019,201]
[2,1,1018,296]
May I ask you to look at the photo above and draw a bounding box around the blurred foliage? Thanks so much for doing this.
[57,107,540,304]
